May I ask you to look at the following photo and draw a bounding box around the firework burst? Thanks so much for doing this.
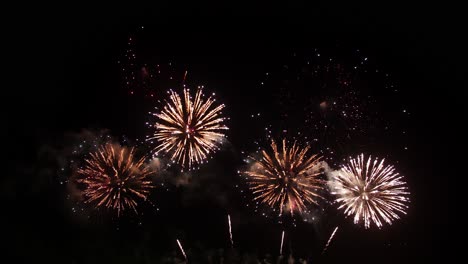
[329,154,410,228]
[76,144,155,215]
[241,139,324,215]
[148,88,228,170]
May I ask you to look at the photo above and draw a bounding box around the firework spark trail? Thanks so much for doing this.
[330,154,410,228]
[228,214,234,247]
[149,88,228,170]
[176,239,187,261]
[321,226,339,254]
[242,139,324,215]
[76,144,154,215]
[279,231,285,255]
[183,70,188,83]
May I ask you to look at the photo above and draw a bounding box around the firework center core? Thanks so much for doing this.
[185,125,196,135]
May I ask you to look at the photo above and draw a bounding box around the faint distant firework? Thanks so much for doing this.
[118,32,186,97]
[329,154,410,228]
[148,87,228,170]
[256,49,410,163]
[241,139,325,216]
[76,143,154,215]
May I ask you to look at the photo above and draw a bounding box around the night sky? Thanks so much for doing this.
[6,3,460,263]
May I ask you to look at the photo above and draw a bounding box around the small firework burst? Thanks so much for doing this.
[329,154,410,228]
[148,87,228,170]
[241,139,325,216]
[76,144,155,215]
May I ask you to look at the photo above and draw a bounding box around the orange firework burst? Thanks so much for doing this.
[241,139,324,215]
[148,88,228,170]
[76,144,154,215]
[329,154,410,228]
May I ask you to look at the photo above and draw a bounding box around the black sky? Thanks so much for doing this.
[5,2,462,263]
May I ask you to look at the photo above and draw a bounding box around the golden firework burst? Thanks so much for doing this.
[149,88,228,170]
[242,139,324,215]
[77,144,154,215]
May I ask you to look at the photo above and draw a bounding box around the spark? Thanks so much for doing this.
[183,70,188,83]
[76,144,154,215]
[228,214,233,247]
[322,226,339,254]
[176,239,187,261]
[241,139,324,215]
[149,88,228,170]
[280,230,285,255]
[329,154,410,228]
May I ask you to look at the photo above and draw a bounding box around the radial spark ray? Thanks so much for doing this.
[242,139,324,215]
[149,88,228,169]
[330,154,410,228]
[77,144,154,215]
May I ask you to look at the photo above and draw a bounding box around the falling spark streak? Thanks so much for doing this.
[76,144,154,215]
[322,226,339,254]
[330,154,410,228]
[227,214,234,247]
[176,239,187,261]
[280,231,285,255]
[183,70,188,83]
[242,139,324,215]
[149,88,228,170]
